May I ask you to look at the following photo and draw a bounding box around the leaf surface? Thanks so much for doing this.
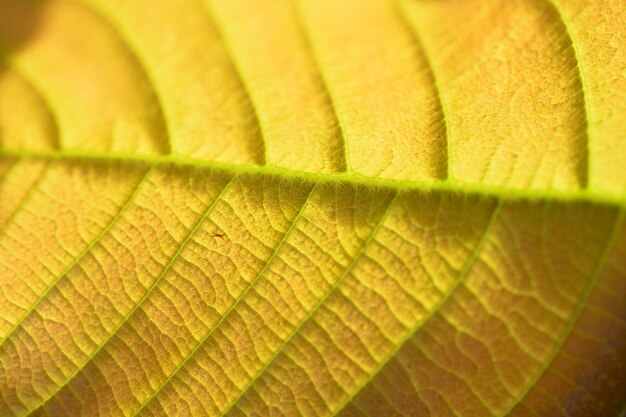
[0,0,625,416]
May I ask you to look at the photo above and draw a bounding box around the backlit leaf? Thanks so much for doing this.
[0,0,625,416]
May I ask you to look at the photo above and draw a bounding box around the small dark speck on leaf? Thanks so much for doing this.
[212,232,226,240]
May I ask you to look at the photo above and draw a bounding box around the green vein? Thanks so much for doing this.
[219,190,400,417]
[202,0,268,166]
[331,198,502,416]
[0,161,51,240]
[542,0,591,189]
[64,0,173,155]
[23,174,237,417]
[294,0,350,173]
[0,166,152,349]
[128,182,318,417]
[1,149,625,206]
[395,0,450,181]
[500,207,625,417]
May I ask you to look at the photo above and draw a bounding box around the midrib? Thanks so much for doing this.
[1,148,625,206]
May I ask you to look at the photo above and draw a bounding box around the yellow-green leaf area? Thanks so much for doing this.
[0,0,625,416]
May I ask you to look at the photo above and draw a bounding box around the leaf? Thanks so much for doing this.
[0,0,625,416]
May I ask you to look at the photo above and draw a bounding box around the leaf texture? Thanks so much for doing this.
[0,0,625,416]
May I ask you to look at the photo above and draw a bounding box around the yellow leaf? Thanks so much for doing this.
[0,0,625,416]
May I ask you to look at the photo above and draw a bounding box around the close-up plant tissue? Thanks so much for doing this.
[0,0,624,416]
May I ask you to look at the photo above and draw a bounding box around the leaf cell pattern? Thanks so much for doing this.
[0,0,625,416]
